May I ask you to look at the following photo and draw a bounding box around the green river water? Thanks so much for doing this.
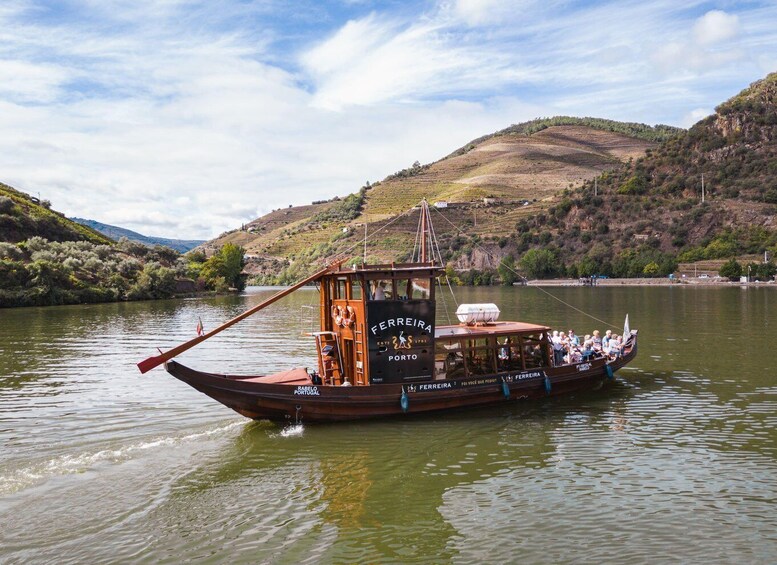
[0,285,775,564]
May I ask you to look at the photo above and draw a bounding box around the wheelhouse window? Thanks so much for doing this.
[350,278,362,300]
[393,278,431,300]
[335,277,348,300]
[369,279,393,300]
[410,278,430,299]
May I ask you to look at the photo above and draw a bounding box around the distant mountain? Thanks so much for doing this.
[0,182,112,245]
[70,218,204,253]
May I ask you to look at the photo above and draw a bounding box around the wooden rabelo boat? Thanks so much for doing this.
[137,202,638,423]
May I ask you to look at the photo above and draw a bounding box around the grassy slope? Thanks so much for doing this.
[0,182,113,245]
[208,120,667,274]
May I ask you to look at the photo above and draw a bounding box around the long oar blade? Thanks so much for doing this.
[137,262,338,373]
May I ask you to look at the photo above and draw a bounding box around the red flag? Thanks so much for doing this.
[196,317,204,336]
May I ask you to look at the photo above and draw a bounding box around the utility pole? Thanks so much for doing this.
[701,173,705,203]
[363,219,368,264]
[594,177,598,197]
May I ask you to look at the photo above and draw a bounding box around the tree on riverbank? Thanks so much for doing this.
[193,243,246,291]
[719,258,742,280]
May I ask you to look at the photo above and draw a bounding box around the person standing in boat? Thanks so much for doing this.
[552,331,565,366]
[371,281,386,300]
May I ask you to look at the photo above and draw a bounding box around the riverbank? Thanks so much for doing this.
[525,277,776,286]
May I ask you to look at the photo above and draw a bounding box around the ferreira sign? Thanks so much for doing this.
[367,300,435,384]
[406,370,546,393]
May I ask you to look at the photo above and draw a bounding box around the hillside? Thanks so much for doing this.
[71,218,204,252]
[0,182,112,245]
[202,72,777,284]
[0,182,244,308]
[205,118,673,280]
[527,72,777,278]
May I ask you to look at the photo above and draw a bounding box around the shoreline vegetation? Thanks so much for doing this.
[0,237,247,308]
[526,277,775,286]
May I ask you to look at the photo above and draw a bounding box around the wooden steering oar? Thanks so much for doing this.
[137,261,341,374]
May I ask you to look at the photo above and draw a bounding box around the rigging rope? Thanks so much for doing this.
[429,205,620,331]
[426,202,459,310]
[320,199,620,331]
[332,205,418,264]
[411,206,423,262]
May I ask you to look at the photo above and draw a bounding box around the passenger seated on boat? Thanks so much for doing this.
[529,344,544,368]
[602,330,612,350]
[613,335,624,356]
[446,352,465,378]
[580,340,595,361]
[592,330,602,351]
[605,335,621,358]
[498,338,510,361]
[568,330,579,346]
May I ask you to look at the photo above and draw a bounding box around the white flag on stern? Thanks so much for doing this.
[623,314,630,340]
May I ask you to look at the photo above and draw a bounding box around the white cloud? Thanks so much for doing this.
[651,41,745,74]
[300,10,545,110]
[681,107,712,128]
[0,1,774,240]
[693,10,739,46]
[649,9,748,76]
[452,0,534,26]
[301,14,518,110]
[0,59,71,103]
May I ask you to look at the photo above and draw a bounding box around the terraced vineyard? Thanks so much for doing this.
[203,121,668,279]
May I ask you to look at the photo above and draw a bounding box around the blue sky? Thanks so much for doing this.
[0,0,774,238]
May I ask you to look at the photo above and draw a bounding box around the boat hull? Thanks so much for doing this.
[164,335,638,423]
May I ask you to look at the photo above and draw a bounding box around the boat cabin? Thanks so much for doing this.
[314,263,552,386]
[314,262,440,386]
[433,322,551,380]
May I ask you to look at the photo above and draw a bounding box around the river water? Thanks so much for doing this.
[0,286,775,564]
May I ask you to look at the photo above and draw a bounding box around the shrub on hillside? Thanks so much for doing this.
[0,196,14,213]
[520,249,561,279]
[127,262,177,300]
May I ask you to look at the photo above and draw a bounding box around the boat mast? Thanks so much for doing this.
[420,199,428,263]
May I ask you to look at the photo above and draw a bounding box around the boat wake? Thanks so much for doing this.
[0,420,244,496]
[278,423,305,438]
